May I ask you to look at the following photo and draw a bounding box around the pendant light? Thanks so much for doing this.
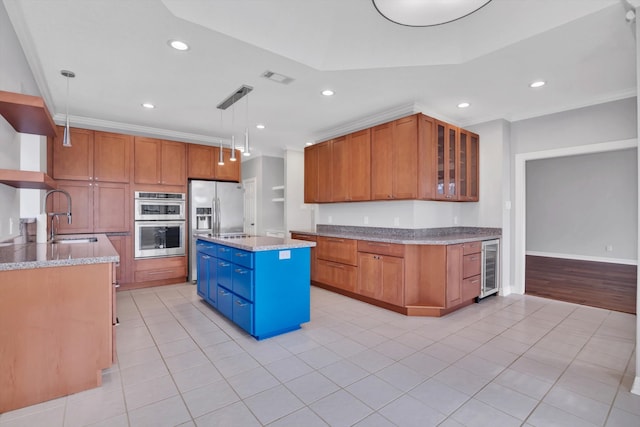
[218,110,225,166]
[60,70,75,147]
[243,91,251,156]
[230,102,237,162]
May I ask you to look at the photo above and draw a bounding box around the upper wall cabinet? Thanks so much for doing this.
[187,143,241,182]
[372,115,419,200]
[332,129,371,202]
[303,112,479,203]
[134,137,185,186]
[50,127,133,183]
[304,140,333,203]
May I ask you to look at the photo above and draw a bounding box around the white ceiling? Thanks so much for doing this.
[3,0,636,158]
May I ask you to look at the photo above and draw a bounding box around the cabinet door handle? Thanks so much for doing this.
[326,238,345,243]
[219,289,229,296]
[219,262,229,267]
[368,243,389,247]
[328,263,345,269]
[471,279,480,284]
[235,300,248,307]
[469,257,479,261]
[235,253,248,258]
[235,269,248,274]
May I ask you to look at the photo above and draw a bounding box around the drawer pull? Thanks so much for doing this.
[235,253,248,258]
[471,279,479,284]
[326,238,345,243]
[235,269,248,274]
[368,243,389,247]
[219,262,229,267]
[469,257,479,261]
[235,300,248,307]
[328,263,345,269]
[219,289,229,296]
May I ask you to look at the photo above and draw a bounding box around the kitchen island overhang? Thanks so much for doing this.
[195,234,316,340]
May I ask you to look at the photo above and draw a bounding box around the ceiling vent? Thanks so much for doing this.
[217,85,253,110]
[261,70,295,85]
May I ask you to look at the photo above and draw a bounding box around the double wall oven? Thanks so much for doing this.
[134,192,186,258]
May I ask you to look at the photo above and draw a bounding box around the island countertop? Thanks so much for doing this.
[0,234,119,271]
[290,225,501,245]
[196,234,316,252]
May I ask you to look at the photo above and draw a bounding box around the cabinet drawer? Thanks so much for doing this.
[134,261,186,282]
[217,245,234,262]
[291,233,316,242]
[463,241,481,255]
[217,286,233,319]
[197,240,217,257]
[233,266,254,301]
[316,237,357,266]
[316,259,357,292]
[233,295,254,334]
[233,249,254,269]
[463,253,481,278]
[217,259,233,289]
[357,240,405,257]
[462,275,481,301]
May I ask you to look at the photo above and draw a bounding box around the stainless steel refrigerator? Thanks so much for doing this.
[188,180,244,282]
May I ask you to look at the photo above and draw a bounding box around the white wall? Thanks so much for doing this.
[284,150,314,233]
[0,0,43,241]
[526,149,638,263]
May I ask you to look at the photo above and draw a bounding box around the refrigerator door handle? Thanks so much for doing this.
[212,198,218,235]
[215,197,221,235]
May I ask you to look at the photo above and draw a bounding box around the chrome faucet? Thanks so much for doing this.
[44,189,73,241]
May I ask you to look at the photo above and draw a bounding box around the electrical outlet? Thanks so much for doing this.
[605,245,613,252]
[393,217,400,226]
[9,218,14,235]
[453,216,458,225]
[328,215,333,224]
[364,216,369,225]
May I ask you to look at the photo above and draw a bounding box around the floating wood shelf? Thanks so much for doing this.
[0,91,57,137]
[0,169,57,190]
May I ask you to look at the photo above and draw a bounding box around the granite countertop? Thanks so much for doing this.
[290,225,502,245]
[0,234,119,271]
[196,234,316,252]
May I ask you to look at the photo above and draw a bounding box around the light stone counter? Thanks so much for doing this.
[290,225,501,245]
[0,234,119,271]
[196,234,316,252]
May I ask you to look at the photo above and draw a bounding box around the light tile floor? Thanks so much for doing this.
[1,283,638,427]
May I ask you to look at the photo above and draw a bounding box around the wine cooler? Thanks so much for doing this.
[480,239,500,298]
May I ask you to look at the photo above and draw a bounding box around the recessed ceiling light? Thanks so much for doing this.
[321,89,334,96]
[168,40,189,51]
[256,124,265,129]
[457,102,470,108]
[142,103,155,109]
[530,80,546,88]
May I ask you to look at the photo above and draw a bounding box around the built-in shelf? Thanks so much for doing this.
[0,169,57,190]
[0,90,57,137]
[271,185,284,202]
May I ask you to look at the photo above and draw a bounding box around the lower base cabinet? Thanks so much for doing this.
[196,239,310,339]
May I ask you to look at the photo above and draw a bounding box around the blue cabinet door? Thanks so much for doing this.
[196,252,210,299]
[217,259,233,290]
[206,256,218,306]
[217,286,233,320]
[232,265,254,301]
[233,295,253,334]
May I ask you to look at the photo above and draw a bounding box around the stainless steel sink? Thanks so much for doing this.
[51,237,98,244]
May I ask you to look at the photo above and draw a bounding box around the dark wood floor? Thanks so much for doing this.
[525,255,637,314]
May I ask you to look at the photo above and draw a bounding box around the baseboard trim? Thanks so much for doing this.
[526,251,637,266]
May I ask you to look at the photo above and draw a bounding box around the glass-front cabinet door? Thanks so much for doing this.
[458,129,479,201]
[435,121,458,200]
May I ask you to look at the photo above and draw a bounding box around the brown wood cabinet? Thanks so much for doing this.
[304,141,333,203]
[458,129,479,201]
[295,231,488,317]
[290,233,318,282]
[371,115,418,200]
[51,128,132,183]
[52,180,130,234]
[187,143,241,182]
[134,256,187,284]
[332,129,371,201]
[108,234,131,285]
[134,137,185,185]
[357,240,405,306]
[303,113,478,204]
[315,236,358,292]
[0,262,114,412]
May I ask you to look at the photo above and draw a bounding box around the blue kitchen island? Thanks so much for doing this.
[196,234,315,340]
